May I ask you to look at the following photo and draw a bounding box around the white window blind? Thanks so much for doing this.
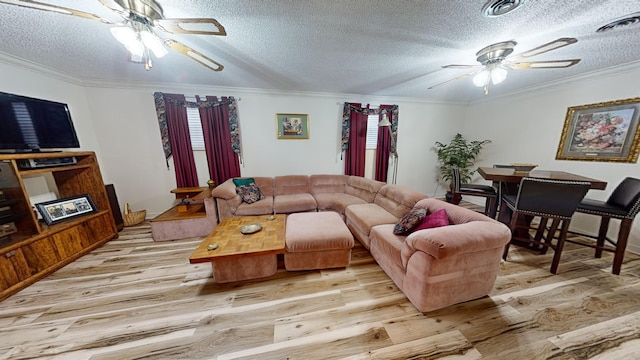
[366,114,379,149]
[185,96,205,150]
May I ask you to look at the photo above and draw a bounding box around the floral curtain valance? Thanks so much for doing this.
[341,103,399,154]
[154,92,240,163]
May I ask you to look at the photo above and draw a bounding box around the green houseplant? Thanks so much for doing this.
[434,133,491,203]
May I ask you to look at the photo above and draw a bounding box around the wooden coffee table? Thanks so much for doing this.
[189,214,286,283]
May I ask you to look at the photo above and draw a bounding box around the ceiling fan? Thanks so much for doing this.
[0,0,226,71]
[428,37,581,95]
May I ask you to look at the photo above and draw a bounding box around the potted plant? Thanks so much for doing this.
[434,133,491,203]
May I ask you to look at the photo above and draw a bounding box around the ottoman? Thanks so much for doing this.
[285,212,354,271]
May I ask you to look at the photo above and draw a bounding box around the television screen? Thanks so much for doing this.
[0,91,80,151]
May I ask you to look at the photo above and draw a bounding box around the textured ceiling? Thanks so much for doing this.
[0,0,639,102]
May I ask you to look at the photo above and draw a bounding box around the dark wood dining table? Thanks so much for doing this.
[477,167,608,248]
[477,167,607,190]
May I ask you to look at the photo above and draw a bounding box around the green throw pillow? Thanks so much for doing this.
[232,177,255,187]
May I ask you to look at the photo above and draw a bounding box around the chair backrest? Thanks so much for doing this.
[607,177,640,218]
[451,166,462,192]
[514,178,591,219]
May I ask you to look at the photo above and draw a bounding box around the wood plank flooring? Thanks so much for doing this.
[1,205,640,359]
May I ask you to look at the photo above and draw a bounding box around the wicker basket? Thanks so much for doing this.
[123,203,146,227]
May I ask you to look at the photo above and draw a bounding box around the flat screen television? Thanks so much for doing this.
[0,91,80,152]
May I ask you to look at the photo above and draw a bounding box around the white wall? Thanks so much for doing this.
[0,57,103,200]
[80,84,466,217]
[4,54,636,255]
[463,63,640,253]
[0,58,101,157]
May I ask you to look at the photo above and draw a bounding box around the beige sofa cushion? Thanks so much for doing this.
[212,177,275,219]
[374,184,427,218]
[345,203,398,248]
[274,175,311,195]
[313,193,367,216]
[345,176,385,202]
[311,174,368,216]
[234,196,274,216]
[274,193,317,214]
[310,174,349,193]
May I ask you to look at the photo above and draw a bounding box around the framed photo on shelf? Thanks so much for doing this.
[556,97,640,163]
[35,194,97,225]
[276,113,309,139]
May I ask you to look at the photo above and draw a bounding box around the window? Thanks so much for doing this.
[185,95,204,150]
[366,114,379,149]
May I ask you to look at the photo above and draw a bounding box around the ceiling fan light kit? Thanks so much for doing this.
[110,22,168,70]
[425,1,584,95]
[0,0,226,72]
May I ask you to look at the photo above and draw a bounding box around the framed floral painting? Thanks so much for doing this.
[556,97,640,163]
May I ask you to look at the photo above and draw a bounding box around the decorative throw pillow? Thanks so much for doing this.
[411,209,449,233]
[393,207,428,235]
[232,177,255,187]
[235,182,265,204]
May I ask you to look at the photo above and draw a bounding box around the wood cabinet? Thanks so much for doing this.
[0,152,117,301]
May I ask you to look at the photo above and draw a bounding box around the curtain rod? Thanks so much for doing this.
[336,102,372,106]
[192,95,241,101]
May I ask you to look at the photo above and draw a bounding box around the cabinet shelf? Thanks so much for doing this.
[18,163,92,176]
[0,151,117,301]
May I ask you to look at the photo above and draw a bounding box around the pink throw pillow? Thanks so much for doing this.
[411,209,449,232]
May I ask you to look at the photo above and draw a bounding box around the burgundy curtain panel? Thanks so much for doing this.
[375,104,393,182]
[198,96,241,186]
[164,93,199,188]
[344,103,368,176]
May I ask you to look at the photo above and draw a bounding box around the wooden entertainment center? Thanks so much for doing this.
[0,151,117,301]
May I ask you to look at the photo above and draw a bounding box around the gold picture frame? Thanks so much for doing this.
[276,113,309,139]
[556,97,640,163]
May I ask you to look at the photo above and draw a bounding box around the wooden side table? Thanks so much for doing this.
[150,187,216,241]
[170,187,210,200]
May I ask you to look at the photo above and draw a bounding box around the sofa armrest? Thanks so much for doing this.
[404,221,511,261]
[211,179,239,201]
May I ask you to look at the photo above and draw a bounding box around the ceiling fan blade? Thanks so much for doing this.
[428,72,476,90]
[96,0,129,18]
[442,64,482,70]
[506,59,581,69]
[156,18,226,36]
[509,38,578,61]
[164,39,224,72]
[0,0,112,23]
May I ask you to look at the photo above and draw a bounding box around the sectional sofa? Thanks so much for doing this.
[211,174,511,312]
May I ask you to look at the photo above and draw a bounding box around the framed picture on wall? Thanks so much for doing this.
[556,97,640,163]
[276,113,309,139]
[35,194,97,225]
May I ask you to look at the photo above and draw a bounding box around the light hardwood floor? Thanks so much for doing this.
[1,207,639,359]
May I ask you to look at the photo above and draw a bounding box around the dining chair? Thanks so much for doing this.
[569,177,640,275]
[501,177,591,274]
[452,166,498,218]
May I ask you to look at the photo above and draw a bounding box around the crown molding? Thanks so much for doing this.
[470,60,640,105]
[0,52,84,86]
[3,50,637,107]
